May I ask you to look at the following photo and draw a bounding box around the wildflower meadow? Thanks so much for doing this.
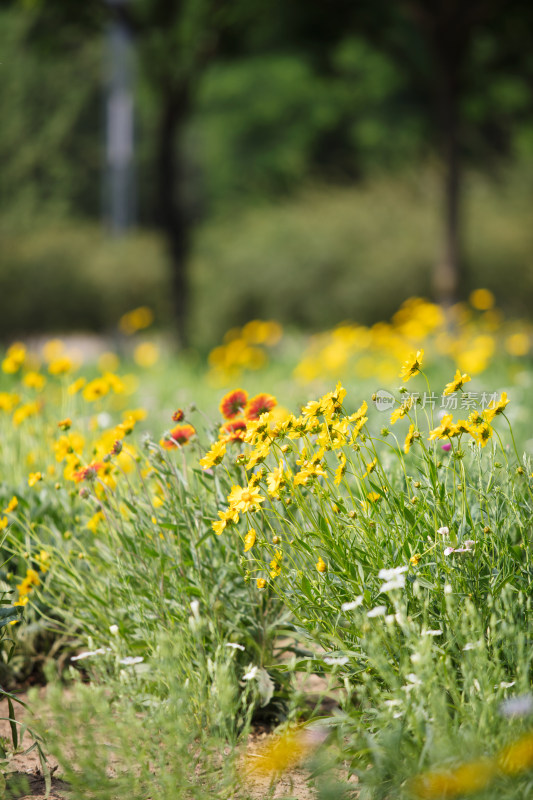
[1,292,533,799]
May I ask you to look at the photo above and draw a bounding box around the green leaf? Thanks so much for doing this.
[0,606,23,628]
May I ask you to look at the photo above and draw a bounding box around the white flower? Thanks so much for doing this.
[378,566,408,581]
[119,656,144,666]
[463,642,479,651]
[444,547,455,556]
[109,625,119,636]
[500,694,533,718]
[323,655,349,666]
[437,526,449,536]
[225,643,245,651]
[380,575,405,592]
[71,648,109,661]
[367,605,387,618]
[498,681,516,689]
[190,600,200,619]
[242,665,258,681]
[422,629,443,636]
[341,596,363,612]
[406,673,422,685]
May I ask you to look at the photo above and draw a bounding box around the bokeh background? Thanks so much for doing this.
[2,0,533,350]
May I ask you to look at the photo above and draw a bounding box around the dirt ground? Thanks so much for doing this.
[0,690,325,800]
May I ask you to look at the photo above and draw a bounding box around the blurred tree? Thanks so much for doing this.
[302,0,533,303]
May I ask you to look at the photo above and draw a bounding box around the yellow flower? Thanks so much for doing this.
[228,484,265,514]
[0,517,7,531]
[35,550,51,573]
[469,421,493,447]
[390,396,414,425]
[28,472,42,487]
[119,306,153,335]
[444,369,471,395]
[48,356,73,375]
[2,343,26,374]
[269,550,282,578]
[469,288,495,311]
[13,401,40,426]
[410,758,496,798]
[245,726,322,776]
[256,578,267,589]
[266,461,284,497]
[362,458,377,478]
[367,491,381,503]
[484,391,509,423]
[399,349,424,382]
[244,529,256,552]
[0,392,20,412]
[246,440,270,471]
[497,731,533,776]
[428,414,455,442]
[199,439,227,469]
[212,507,239,536]
[22,371,46,390]
[410,553,421,566]
[87,511,105,533]
[83,378,110,402]
[316,557,327,573]
[134,342,159,368]
[54,432,85,462]
[67,377,86,395]
[334,454,347,486]
[3,496,17,514]
[404,424,416,454]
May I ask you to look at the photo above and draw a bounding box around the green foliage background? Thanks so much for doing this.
[2,4,533,344]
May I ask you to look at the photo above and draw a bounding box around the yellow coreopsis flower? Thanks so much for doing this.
[266,461,284,497]
[3,496,18,514]
[48,356,73,376]
[362,458,377,478]
[399,349,424,382]
[23,371,46,390]
[390,396,414,425]
[444,369,471,395]
[469,421,493,447]
[334,453,347,486]
[244,528,256,552]
[316,556,327,573]
[404,424,416,454]
[199,439,227,469]
[212,507,239,536]
[67,377,86,396]
[83,378,110,402]
[228,484,265,514]
[484,391,509,423]
[28,472,42,487]
[428,414,455,442]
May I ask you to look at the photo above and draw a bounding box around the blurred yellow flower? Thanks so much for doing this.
[68,377,86,395]
[23,371,46,390]
[83,378,110,402]
[134,342,160,368]
[28,472,42,487]
[48,356,74,375]
[469,288,495,311]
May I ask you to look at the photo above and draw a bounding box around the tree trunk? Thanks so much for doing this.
[156,89,191,349]
[434,51,463,306]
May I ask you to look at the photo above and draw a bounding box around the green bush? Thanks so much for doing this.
[0,224,173,337]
